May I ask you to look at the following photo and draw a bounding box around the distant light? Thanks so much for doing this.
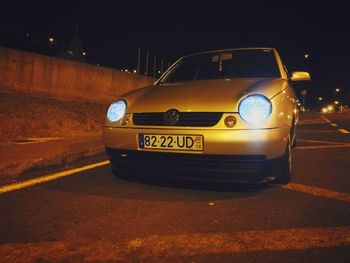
[133,69,137,73]
[327,105,334,111]
[335,88,340,92]
[335,101,339,105]
[68,50,73,55]
[304,53,310,59]
[82,52,86,56]
[48,37,54,43]
[158,70,161,74]
[318,97,323,101]
[26,33,30,37]
[322,107,328,113]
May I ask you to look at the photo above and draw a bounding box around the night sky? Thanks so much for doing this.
[1,0,349,105]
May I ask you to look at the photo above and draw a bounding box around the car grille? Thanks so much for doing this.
[106,149,269,175]
[133,112,223,127]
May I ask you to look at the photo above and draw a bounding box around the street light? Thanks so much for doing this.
[48,37,55,43]
[335,88,340,92]
[301,89,307,111]
[318,97,323,101]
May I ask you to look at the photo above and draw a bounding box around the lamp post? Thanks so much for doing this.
[137,48,141,74]
[317,97,323,111]
[145,51,149,76]
[301,89,307,111]
[153,56,156,78]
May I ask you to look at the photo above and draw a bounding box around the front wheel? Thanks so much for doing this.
[291,119,297,148]
[274,138,292,184]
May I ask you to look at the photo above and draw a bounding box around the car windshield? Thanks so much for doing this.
[159,49,281,83]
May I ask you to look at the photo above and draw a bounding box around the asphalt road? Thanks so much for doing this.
[1,112,350,262]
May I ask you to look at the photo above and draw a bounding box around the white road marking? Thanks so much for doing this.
[12,137,64,145]
[1,226,350,261]
[297,130,337,133]
[295,144,350,150]
[339,129,350,134]
[282,183,350,203]
[320,115,348,134]
[321,115,332,123]
[297,139,345,145]
[298,119,328,125]
[0,160,109,194]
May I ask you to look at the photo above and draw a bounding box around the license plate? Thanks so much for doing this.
[139,134,203,151]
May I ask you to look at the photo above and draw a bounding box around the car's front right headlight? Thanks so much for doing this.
[238,94,272,124]
[107,100,126,122]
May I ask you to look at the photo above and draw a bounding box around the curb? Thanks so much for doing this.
[0,146,107,186]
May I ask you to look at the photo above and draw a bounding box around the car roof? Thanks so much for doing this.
[182,47,276,59]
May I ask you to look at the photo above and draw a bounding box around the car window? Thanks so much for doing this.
[160,49,281,83]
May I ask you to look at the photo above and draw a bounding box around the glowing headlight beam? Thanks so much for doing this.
[107,100,127,122]
[238,94,272,124]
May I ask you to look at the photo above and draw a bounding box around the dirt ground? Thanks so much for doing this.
[0,89,108,144]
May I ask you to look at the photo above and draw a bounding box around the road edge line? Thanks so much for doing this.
[0,160,109,194]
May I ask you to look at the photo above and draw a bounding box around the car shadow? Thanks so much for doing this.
[122,170,273,193]
[42,165,279,202]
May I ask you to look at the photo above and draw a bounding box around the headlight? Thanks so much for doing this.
[107,100,126,122]
[238,94,272,124]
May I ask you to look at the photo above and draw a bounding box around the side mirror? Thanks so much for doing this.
[291,71,311,81]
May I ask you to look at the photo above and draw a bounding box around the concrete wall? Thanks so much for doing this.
[0,47,155,102]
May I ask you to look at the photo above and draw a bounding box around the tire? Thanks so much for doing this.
[292,136,297,148]
[291,120,297,148]
[274,137,292,184]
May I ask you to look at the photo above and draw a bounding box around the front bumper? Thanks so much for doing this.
[103,126,290,183]
[103,126,289,159]
[105,148,284,183]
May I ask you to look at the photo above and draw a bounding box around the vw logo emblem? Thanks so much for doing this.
[163,109,180,125]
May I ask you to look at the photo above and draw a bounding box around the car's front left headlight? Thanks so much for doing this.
[238,94,272,124]
[107,100,126,122]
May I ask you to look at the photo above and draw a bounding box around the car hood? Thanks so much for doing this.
[121,78,287,113]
